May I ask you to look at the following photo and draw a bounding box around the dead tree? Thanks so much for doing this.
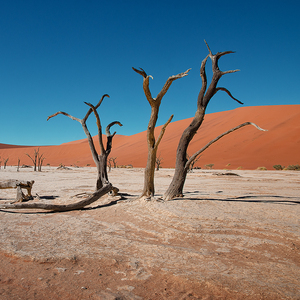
[17,158,20,172]
[156,155,163,171]
[133,67,190,198]
[163,41,264,201]
[26,148,44,171]
[47,94,122,192]
[3,158,9,169]
[110,157,117,168]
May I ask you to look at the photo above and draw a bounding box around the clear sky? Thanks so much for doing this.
[1,0,299,146]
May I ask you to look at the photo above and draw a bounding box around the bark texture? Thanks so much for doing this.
[163,41,244,201]
[133,67,190,198]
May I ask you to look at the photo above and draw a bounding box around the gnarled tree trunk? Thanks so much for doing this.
[133,67,190,198]
[164,41,245,201]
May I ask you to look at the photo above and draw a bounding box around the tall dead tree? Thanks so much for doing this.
[47,94,122,191]
[133,67,190,198]
[163,41,261,201]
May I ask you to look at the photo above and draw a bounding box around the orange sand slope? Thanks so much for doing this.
[1,105,299,170]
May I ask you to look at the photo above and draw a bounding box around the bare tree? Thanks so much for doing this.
[133,67,190,198]
[17,158,20,172]
[163,42,265,201]
[26,148,43,171]
[110,157,118,168]
[155,155,163,171]
[47,94,122,192]
[1,96,121,212]
[108,157,117,171]
[3,158,9,169]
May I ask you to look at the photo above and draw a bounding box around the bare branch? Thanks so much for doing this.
[156,69,191,103]
[197,55,209,108]
[214,87,244,105]
[105,121,123,156]
[85,102,105,155]
[82,94,110,123]
[185,122,267,172]
[133,67,154,105]
[155,114,174,150]
[105,121,123,137]
[132,67,148,78]
[204,40,212,56]
[47,111,81,123]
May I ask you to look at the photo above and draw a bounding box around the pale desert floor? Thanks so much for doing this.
[0,166,299,299]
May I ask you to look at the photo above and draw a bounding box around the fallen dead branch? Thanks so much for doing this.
[0,183,113,212]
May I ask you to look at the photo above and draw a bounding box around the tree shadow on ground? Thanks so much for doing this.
[176,194,300,205]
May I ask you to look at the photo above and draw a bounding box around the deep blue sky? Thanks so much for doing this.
[1,0,299,145]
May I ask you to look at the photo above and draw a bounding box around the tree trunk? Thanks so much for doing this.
[164,109,205,200]
[132,67,190,199]
[96,154,109,190]
[164,42,242,201]
[141,147,157,197]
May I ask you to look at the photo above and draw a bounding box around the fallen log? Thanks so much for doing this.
[0,180,35,202]
[0,183,113,212]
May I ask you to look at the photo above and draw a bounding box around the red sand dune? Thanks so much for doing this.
[1,105,299,170]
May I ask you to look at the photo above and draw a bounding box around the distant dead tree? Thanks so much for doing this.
[133,67,190,198]
[108,157,117,170]
[3,157,9,169]
[163,41,266,201]
[155,155,163,171]
[17,158,20,172]
[26,148,45,171]
[47,94,122,192]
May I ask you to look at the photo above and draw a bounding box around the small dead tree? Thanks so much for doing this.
[47,94,122,192]
[133,67,190,198]
[17,158,20,172]
[26,148,44,171]
[156,155,163,171]
[110,157,117,168]
[163,42,265,201]
[3,158,9,169]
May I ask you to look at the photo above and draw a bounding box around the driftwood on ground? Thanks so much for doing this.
[0,183,113,212]
[0,180,35,202]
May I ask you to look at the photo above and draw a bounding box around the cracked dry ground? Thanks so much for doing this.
[0,167,299,299]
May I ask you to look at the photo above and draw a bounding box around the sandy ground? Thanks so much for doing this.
[0,166,299,299]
